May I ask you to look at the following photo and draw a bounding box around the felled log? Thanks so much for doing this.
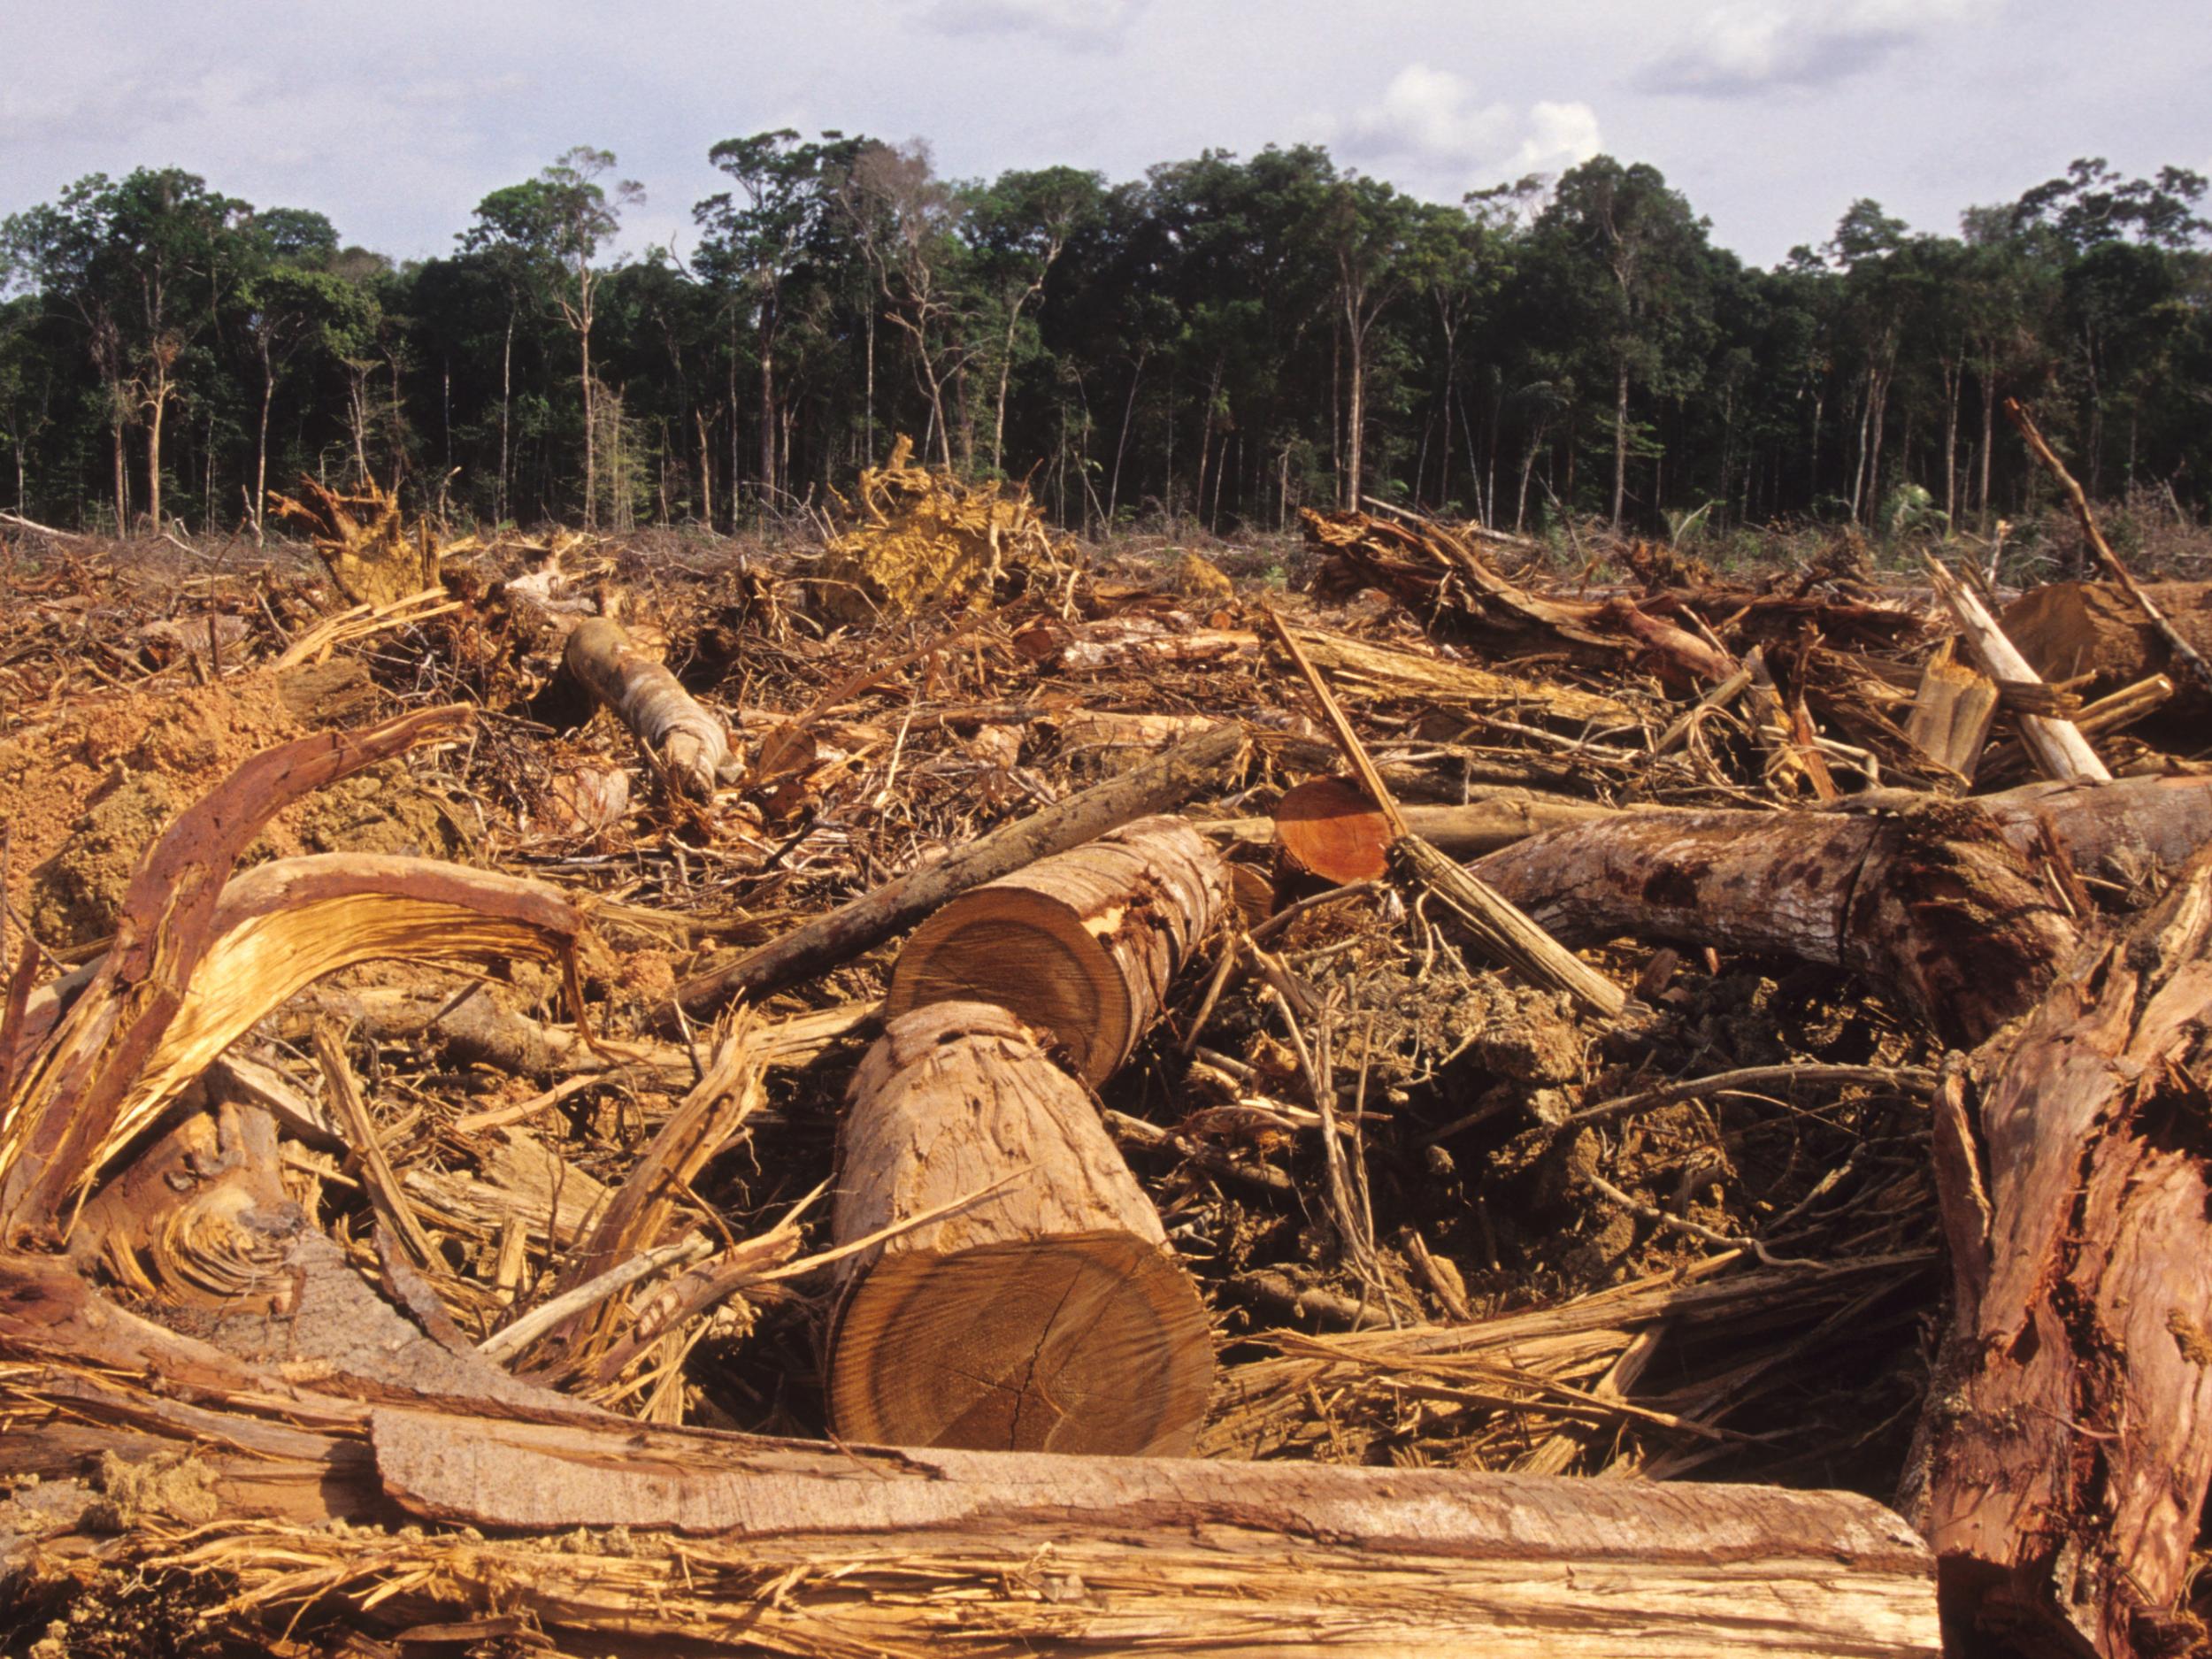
[1470,800,2079,1045]
[1918,854,2212,1657]
[0,1302,1939,1657]
[564,616,733,799]
[674,722,1244,1018]
[828,1002,1210,1456]
[1276,776,1394,881]
[1979,772,2212,882]
[884,816,1226,1084]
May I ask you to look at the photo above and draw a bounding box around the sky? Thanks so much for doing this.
[2,0,2206,271]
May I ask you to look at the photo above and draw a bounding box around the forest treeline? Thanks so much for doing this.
[1,135,2206,541]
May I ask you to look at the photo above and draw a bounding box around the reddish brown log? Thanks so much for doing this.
[1919,856,2212,1658]
[884,814,1227,1085]
[829,1002,1212,1456]
[1276,776,1393,882]
[1470,801,2078,1046]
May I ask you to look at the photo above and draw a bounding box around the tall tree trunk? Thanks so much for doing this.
[1943,358,1961,531]
[111,401,127,533]
[694,408,714,529]
[1809,388,1824,516]
[145,377,166,534]
[1107,349,1144,526]
[1978,351,1998,531]
[992,303,1022,477]
[580,323,596,530]
[1344,309,1366,512]
[498,309,514,526]
[254,359,273,544]
[758,299,776,504]
[1610,355,1630,532]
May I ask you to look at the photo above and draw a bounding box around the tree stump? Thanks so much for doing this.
[828,1002,1211,1456]
[884,815,1227,1085]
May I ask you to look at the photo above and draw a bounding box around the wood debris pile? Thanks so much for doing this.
[1,467,2209,1656]
[816,434,1075,621]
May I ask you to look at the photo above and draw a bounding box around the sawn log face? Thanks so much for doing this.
[885,813,1228,1084]
[830,1002,1212,1457]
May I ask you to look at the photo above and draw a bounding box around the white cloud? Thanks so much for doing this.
[1331,65,1601,197]
[918,0,1147,48]
[1646,0,2005,96]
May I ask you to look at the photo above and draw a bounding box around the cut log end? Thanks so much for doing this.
[887,886,1133,1086]
[883,816,1228,1086]
[1274,775,1391,883]
[829,1229,1213,1456]
[833,1003,1214,1459]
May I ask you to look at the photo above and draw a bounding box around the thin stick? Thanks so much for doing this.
[479,1233,714,1363]
[1558,1063,1940,1133]
[1583,1169,1814,1271]
[315,1022,440,1271]
[1393,836,1627,1018]
[1261,602,1409,840]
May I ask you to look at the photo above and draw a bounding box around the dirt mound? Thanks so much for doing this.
[4,670,459,949]
[27,772,193,946]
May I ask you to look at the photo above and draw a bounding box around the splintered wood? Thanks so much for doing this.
[9,485,2212,1658]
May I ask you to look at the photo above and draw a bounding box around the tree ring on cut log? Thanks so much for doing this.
[888,890,1131,1084]
[829,1229,1212,1455]
[832,1002,1214,1457]
[1274,775,1392,883]
[883,817,1228,1087]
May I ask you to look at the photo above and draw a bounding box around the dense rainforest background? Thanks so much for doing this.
[1,134,2206,545]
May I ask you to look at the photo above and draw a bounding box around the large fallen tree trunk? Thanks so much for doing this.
[883,815,1227,1084]
[1225,775,2207,913]
[1470,800,2081,1046]
[1915,854,2212,1658]
[564,615,733,799]
[673,721,1244,1018]
[829,1002,1211,1455]
[0,1252,1939,1656]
